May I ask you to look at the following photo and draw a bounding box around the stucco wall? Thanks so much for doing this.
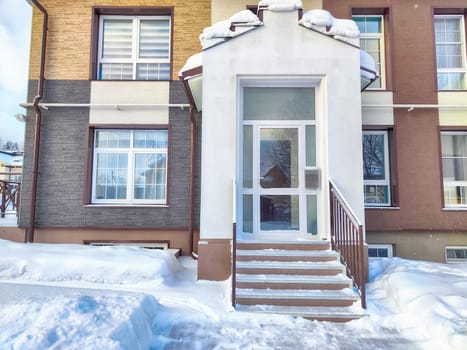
[200,10,364,240]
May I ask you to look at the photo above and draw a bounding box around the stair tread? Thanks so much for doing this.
[236,261,344,269]
[236,288,359,300]
[236,273,351,284]
[236,304,366,318]
[236,249,338,257]
[237,240,330,245]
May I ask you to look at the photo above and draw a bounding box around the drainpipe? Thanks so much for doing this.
[26,0,48,243]
[188,106,196,258]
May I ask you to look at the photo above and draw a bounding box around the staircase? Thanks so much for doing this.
[234,240,365,322]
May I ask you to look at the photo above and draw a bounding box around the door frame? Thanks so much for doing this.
[236,77,327,241]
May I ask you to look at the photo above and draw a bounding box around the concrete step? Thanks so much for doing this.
[236,240,330,251]
[236,249,339,262]
[235,288,359,307]
[236,304,366,322]
[236,260,345,276]
[236,273,351,290]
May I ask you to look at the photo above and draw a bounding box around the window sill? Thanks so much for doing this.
[442,207,467,211]
[84,204,170,208]
[365,206,400,210]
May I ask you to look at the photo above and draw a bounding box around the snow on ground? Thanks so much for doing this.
[0,239,466,350]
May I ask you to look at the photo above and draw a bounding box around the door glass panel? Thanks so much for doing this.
[307,195,317,235]
[243,195,253,233]
[260,195,299,231]
[306,125,316,167]
[244,87,315,120]
[260,128,298,188]
[243,125,253,188]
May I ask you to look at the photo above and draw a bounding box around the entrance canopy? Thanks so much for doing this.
[179,8,379,111]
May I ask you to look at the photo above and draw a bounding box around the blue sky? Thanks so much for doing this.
[0,0,32,146]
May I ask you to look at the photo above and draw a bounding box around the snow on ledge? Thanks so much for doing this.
[258,0,303,11]
[299,9,360,47]
[200,10,262,49]
[360,50,378,80]
[179,52,202,77]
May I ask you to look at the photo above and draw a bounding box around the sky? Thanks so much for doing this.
[0,0,32,146]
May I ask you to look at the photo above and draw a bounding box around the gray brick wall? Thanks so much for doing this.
[20,80,200,228]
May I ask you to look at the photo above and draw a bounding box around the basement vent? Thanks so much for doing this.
[368,244,393,258]
[445,246,467,263]
[85,240,169,250]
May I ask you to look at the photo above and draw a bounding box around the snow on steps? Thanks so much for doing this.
[236,304,366,323]
[234,240,364,322]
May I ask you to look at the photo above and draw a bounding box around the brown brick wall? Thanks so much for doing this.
[29,0,211,81]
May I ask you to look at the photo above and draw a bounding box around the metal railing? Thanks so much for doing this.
[329,180,366,308]
[0,179,21,219]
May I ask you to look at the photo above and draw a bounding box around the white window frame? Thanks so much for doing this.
[441,131,467,207]
[353,15,386,89]
[98,15,171,80]
[445,246,467,263]
[91,129,168,205]
[368,244,393,258]
[363,130,391,207]
[434,15,467,90]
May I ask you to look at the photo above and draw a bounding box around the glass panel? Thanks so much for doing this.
[364,185,389,205]
[305,125,316,167]
[260,128,298,188]
[243,195,253,233]
[363,133,386,180]
[244,87,315,120]
[139,19,170,59]
[306,195,317,235]
[134,153,166,200]
[95,152,128,200]
[442,159,467,181]
[100,63,133,80]
[441,134,467,157]
[243,125,253,188]
[102,19,132,59]
[136,63,170,80]
[444,185,467,205]
[260,195,299,231]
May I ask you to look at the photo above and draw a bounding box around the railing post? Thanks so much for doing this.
[1,182,6,218]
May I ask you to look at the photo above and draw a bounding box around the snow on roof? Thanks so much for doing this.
[258,0,303,11]
[360,50,378,79]
[299,9,360,47]
[200,10,262,50]
[179,52,202,77]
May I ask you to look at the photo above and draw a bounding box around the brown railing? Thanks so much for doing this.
[329,180,366,308]
[0,180,21,219]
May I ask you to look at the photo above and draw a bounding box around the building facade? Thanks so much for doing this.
[3,0,466,283]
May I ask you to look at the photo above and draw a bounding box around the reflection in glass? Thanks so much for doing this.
[260,195,299,231]
[260,129,298,188]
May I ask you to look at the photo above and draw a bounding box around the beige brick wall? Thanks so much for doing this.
[29,0,211,81]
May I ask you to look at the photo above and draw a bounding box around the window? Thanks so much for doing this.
[92,129,168,204]
[441,132,467,207]
[98,15,171,80]
[353,15,385,89]
[434,16,467,90]
[445,246,467,263]
[368,244,393,258]
[362,130,391,206]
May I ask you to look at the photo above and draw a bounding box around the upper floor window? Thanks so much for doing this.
[92,129,169,204]
[363,130,391,206]
[434,16,467,90]
[98,15,171,80]
[353,15,385,89]
[441,131,467,207]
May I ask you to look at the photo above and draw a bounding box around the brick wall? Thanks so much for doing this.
[28,0,211,81]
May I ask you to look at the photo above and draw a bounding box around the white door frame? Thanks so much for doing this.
[237,79,324,240]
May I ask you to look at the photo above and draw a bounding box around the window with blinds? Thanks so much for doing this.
[434,16,466,90]
[98,16,171,80]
